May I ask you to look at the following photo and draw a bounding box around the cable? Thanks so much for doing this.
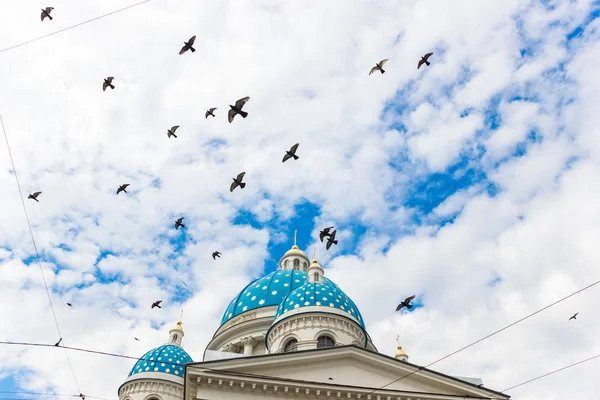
[0,391,108,400]
[360,279,600,397]
[0,0,151,54]
[1,114,81,394]
[502,353,600,392]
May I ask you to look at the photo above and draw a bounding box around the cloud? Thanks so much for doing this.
[1,1,599,399]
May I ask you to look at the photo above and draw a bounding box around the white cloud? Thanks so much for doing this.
[0,1,599,399]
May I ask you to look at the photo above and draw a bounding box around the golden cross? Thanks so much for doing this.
[396,334,400,346]
[314,247,317,259]
[294,230,297,246]
[180,309,184,322]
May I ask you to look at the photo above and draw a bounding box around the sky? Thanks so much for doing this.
[0,0,599,399]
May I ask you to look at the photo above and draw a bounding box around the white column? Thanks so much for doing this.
[241,336,257,355]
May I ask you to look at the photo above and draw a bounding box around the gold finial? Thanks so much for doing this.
[313,248,317,259]
[291,230,299,249]
[180,309,184,323]
[396,334,400,346]
[395,334,407,359]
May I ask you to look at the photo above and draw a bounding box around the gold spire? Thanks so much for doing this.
[395,334,407,359]
[292,230,298,249]
[313,247,317,259]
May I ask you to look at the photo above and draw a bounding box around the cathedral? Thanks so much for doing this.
[117,241,510,400]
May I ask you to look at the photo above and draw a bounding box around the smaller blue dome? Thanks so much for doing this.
[274,278,365,328]
[128,344,193,378]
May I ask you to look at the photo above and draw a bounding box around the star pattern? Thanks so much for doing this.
[221,270,308,325]
[274,279,365,328]
[128,345,192,378]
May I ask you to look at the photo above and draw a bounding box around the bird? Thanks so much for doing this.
[418,52,433,69]
[282,143,300,163]
[205,108,217,119]
[328,378,334,381]
[175,217,185,230]
[230,172,246,192]
[228,96,250,123]
[179,35,196,55]
[54,338,62,347]
[325,230,338,250]
[102,77,115,91]
[151,300,162,309]
[569,312,579,321]
[134,338,140,341]
[395,295,416,311]
[28,192,42,202]
[41,7,54,21]
[212,251,221,260]
[319,227,334,242]
[369,59,389,75]
[66,303,73,307]
[116,184,129,195]
[167,125,179,139]
[78,394,85,400]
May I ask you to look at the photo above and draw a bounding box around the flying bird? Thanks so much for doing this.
[151,300,162,309]
[78,394,85,400]
[116,184,129,195]
[179,35,196,55]
[417,52,433,69]
[41,7,54,21]
[28,192,42,202]
[325,230,338,250]
[369,59,389,75]
[569,312,579,321]
[228,96,250,123]
[102,77,115,91]
[54,338,62,347]
[134,338,140,341]
[319,226,334,242]
[212,251,221,260]
[175,217,185,230]
[230,172,246,192]
[167,125,179,139]
[205,108,217,119]
[282,143,300,163]
[66,303,73,307]
[396,295,416,311]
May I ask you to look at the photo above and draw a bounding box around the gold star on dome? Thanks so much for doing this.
[316,301,321,306]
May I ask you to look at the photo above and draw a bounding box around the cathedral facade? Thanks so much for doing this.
[118,243,510,400]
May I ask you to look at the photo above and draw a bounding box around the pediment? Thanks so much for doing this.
[186,346,508,399]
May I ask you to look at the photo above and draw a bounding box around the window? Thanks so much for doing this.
[313,273,319,282]
[283,338,298,353]
[293,259,300,270]
[317,335,335,349]
[303,262,308,270]
[284,260,289,268]
[173,334,178,342]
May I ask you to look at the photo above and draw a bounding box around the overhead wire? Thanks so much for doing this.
[359,278,600,397]
[0,0,151,55]
[0,391,108,400]
[1,114,81,394]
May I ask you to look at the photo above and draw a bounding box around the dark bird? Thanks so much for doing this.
[134,337,140,341]
[205,108,217,119]
[28,191,42,202]
[66,303,73,307]
[230,172,246,192]
[151,300,162,309]
[179,35,196,55]
[369,59,389,75]
[54,338,62,347]
[167,125,179,139]
[569,312,579,321]
[328,378,333,380]
[212,251,221,260]
[325,230,338,250]
[282,143,300,163]
[41,7,54,21]
[228,96,250,123]
[418,52,433,69]
[79,394,85,400]
[175,217,185,230]
[319,226,334,242]
[102,77,115,91]
[396,295,416,312]
[116,184,129,195]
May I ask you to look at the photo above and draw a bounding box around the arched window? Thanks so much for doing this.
[293,259,300,270]
[173,334,178,342]
[317,335,335,349]
[284,260,289,268]
[313,273,319,282]
[303,262,308,270]
[283,338,298,353]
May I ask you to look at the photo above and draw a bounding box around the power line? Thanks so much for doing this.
[502,353,600,392]
[0,391,108,400]
[0,0,151,55]
[361,279,600,397]
[1,114,81,394]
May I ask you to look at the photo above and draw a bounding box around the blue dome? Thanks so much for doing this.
[274,278,366,328]
[127,344,193,378]
[221,270,308,325]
